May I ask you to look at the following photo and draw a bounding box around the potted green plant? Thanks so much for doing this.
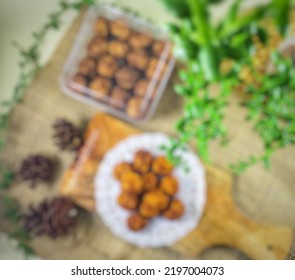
[159,0,295,172]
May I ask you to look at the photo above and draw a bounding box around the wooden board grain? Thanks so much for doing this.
[173,166,292,260]
[60,113,293,260]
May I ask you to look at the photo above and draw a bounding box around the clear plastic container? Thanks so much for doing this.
[60,3,175,123]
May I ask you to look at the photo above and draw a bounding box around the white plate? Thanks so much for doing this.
[94,133,206,248]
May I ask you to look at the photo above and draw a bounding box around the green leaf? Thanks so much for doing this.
[1,101,11,107]
[10,228,34,256]
[18,242,34,256]
[220,0,242,29]
[10,228,30,242]
[3,196,21,223]
[0,138,6,150]
[218,7,266,39]
[72,0,96,10]
[208,0,225,3]
[0,171,15,190]
[271,0,291,35]
[198,45,220,81]
[48,12,62,29]
[59,0,69,10]
[159,0,190,18]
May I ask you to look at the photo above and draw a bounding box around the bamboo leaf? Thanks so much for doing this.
[159,0,190,18]
[271,0,291,35]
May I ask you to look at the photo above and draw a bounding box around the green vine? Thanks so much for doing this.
[3,198,34,255]
[231,52,295,172]
[0,0,95,257]
[160,0,295,173]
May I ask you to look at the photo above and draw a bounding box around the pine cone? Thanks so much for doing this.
[23,197,79,238]
[53,119,83,151]
[19,155,55,187]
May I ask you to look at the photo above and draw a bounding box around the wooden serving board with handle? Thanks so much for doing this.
[59,113,293,260]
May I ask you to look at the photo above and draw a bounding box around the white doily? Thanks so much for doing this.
[94,133,206,248]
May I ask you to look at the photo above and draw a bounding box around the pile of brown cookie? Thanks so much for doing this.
[114,150,185,231]
[71,17,172,120]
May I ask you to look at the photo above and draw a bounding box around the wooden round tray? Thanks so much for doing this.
[60,114,293,260]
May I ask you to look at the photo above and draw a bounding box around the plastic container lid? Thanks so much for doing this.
[60,3,175,123]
